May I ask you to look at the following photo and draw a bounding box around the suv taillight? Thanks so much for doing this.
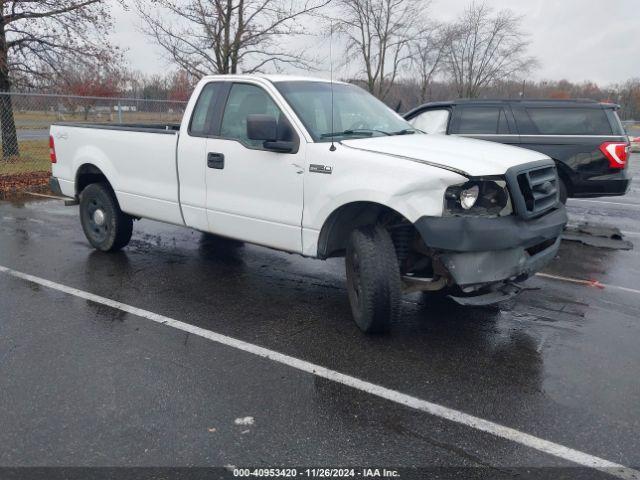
[49,135,57,164]
[599,142,628,169]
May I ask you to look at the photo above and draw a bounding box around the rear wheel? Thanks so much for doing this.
[345,225,401,333]
[80,183,133,252]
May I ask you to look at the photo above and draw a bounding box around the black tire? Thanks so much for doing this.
[345,225,402,333]
[80,183,133,252]
[558,177,568,204]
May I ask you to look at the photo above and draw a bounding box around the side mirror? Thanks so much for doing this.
[247,114,277,141]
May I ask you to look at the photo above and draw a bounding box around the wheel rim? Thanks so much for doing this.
[85,198,110,244]
[93,209,106,226]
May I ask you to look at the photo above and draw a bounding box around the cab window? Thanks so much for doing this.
[220,83,284,149]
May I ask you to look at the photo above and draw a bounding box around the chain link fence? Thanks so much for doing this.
[0,92,187,194]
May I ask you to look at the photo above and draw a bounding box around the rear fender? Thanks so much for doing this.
[72,146,119,201]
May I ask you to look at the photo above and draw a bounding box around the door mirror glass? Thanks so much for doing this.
[247,114,277,141]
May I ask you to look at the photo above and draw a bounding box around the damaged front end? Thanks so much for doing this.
[397,160,568,305]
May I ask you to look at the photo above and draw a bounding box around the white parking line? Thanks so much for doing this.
[0,264,638,480]
[569,199,640,208]
[536,273,640,295]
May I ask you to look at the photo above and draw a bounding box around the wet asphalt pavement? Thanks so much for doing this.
[0,157,639,479]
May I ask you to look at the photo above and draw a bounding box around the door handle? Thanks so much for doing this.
[290,162,304,174]
[207,152,225,169]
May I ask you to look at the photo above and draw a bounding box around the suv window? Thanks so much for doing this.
[457,107,510,134]
[189,82,225,136]
[524,107,612,135]
[608,110,626,136]
[410,109,450,134]
[220,83,284,148]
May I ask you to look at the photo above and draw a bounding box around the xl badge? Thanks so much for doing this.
[309,164,333,174]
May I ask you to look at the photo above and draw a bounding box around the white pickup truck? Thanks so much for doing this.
[49,74,567,333]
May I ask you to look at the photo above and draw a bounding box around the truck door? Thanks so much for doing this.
[177,81,229,231]
[204,82,305,253]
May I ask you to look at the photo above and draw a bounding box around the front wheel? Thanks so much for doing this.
[345,225,402,333]
[80,183,133,252]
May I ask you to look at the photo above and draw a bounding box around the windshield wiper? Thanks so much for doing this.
[320,128,391,138]
[390,129,417,135]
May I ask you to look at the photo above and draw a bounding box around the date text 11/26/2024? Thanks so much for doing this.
[233,468,401,478]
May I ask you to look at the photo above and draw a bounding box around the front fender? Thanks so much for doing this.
[302,143,467,256]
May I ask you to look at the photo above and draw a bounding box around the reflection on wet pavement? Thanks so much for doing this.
[0,155,638,470]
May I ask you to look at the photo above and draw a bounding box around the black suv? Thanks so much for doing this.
[404,99,632,202]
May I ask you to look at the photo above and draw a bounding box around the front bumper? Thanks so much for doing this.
[439,237,561,286]
[414,207,567,287]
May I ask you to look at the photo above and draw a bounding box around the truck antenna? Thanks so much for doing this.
[329,22,336,152]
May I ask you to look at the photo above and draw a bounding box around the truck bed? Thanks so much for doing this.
[54,122,181,134]
[51,122,184,226]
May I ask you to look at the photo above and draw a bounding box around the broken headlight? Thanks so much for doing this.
[444,180,513,217]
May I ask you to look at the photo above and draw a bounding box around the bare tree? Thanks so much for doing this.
[333,0,430,100]
[615,78,640,120]
[135,0,331,77]
[0,0,118,158]
[442,2,537,99]
[410,25,449,103]
[54,62,128,120]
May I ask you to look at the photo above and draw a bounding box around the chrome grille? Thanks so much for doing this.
[506,162,560,219]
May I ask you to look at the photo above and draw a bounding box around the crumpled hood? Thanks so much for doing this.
[340,134,551,176]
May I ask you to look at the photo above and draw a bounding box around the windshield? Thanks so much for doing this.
[274,81,418,142]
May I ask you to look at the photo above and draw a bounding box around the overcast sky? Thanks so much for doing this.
[110,0,639,85]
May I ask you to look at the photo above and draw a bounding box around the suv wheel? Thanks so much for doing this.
[345,225,401,333]
[80,183,133,252]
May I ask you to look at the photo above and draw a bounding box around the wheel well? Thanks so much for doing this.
[75,164,110,197]
[554,160,573,195]
[317,202,414,259]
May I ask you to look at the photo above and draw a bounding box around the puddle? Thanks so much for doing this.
[563,223,634,250]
